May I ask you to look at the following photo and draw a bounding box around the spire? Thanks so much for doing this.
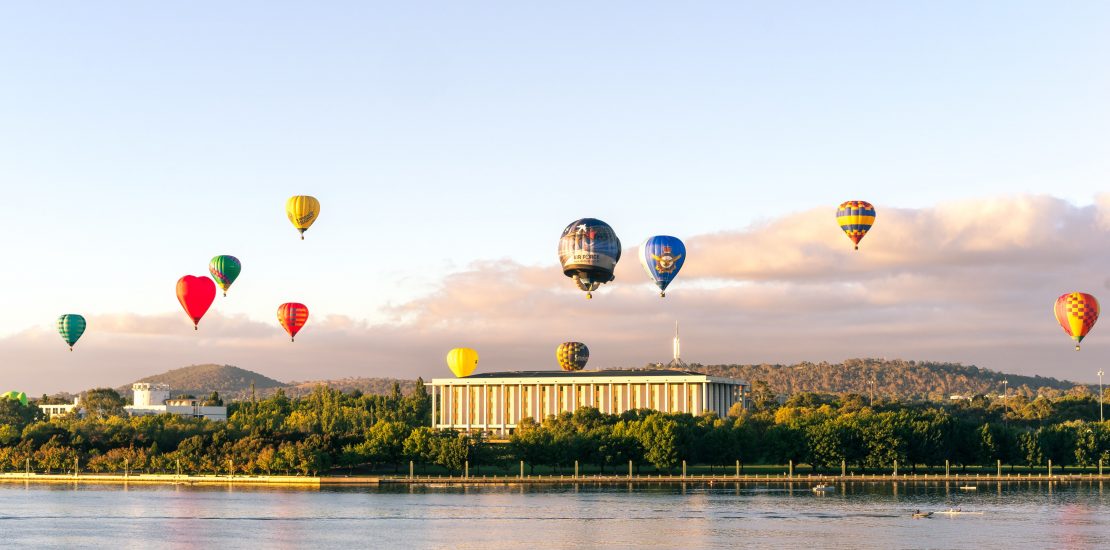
[673,321,681,363]
[670,320,685,368]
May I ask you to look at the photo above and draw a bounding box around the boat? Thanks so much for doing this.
[812,484,835,493]
[958,485,978,491]
[912,511,933,519]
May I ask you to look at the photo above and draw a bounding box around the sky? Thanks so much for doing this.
[1,2,1109,394]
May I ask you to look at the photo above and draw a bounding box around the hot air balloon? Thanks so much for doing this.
[836,200,876,250]
[446,348,479,378]
[640,236,686,297]
[1054,292,1099,350]
[558,218,621,299]
[176,276,216,330]
[56,314,86,351]
[209,255,241,297]
[1,391,28,407]
[277,302,309,342]
[556,342,589,371]
[286,195,320,240]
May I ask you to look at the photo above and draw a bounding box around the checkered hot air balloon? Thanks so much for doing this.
[556,342,589,371]
[277,302,309,342]
[836,200,876,250]
[1054,292,1099,351]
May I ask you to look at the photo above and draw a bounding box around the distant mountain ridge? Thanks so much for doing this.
[125,364,415,401]
[131,364,285,398]
[120,359,1084,403]
[673,358,1081,400]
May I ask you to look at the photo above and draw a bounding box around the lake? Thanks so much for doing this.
[1,481,1107,548]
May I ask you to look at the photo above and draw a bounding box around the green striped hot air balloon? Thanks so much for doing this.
[209,255,241,297]
[57,314,86,351]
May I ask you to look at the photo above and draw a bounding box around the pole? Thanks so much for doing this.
[1048,459,1053,477]
[465,460,469,479]
[125,458,129,478]
[629,460,633,479]
[788,460,793,478]
[682,460,686,479]
[520,460,524,479]
[575,460,579,479]
[75,457,79,478]
[1099,370,1104,423]
[997,459,1001,477]
[841,460,846,477]
[26,458,30,476]
[410,460,414,479]
[945,459,950,479]
[736,460,740,478]
[894,459,898,477]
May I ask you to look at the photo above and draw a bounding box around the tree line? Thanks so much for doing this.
[1,379,1107,476]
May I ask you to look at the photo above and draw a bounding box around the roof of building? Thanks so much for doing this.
[457,369,715,379]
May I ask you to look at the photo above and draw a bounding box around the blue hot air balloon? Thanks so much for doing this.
[639,236,686,297]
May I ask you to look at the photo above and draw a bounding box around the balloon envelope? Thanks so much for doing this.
[1054,292,1099,350]
[556,342,589,371]
[639,236,686,297]
[56,314,86,350]
[446,348,479,377]
[286,195,321,239]
[176,276,216,329]
[209,255,241,296]
[1,391,28,407]
[558,218,621,298]
[277,302,309,341]
[836,200,876,250]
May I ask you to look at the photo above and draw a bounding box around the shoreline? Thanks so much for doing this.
[2,472,1108,487]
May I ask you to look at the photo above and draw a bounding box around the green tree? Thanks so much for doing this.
[81,388,127,419]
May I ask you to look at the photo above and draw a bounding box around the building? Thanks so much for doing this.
[430,369,749,435]
[39,397,79,419]
[124,383,227,421]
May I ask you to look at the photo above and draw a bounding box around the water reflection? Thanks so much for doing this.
[1,482,1107,548]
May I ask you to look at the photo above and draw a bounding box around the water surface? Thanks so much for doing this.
[1,481,1106,548]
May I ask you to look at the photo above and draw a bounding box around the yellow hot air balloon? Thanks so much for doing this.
[286,195,321,240]
[446,348,479,378]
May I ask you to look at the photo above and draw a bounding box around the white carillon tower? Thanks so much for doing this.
[670,321,686,367]
[673,321,681,363]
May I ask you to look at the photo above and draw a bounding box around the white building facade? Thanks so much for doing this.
[124,383,227,421]
[430,369,749,435]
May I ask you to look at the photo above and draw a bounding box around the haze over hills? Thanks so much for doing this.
[683,358,1080,400]
[114,359,1085,403]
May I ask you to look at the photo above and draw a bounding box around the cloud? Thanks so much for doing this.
[3,194,1109,394]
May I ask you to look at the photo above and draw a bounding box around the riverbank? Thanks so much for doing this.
[3,471,1108,487]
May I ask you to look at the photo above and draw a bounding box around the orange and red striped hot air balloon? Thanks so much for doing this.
[277,302,309,342]
[1054,292,1099,351]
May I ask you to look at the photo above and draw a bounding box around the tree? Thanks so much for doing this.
[82,388,127,419]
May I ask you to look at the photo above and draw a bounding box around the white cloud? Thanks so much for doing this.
[3,194,1109,394]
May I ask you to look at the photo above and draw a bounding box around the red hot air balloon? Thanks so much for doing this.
[176,276,216,330]
[277,302,309,342]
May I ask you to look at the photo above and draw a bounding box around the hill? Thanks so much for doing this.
[656,358,1081,401]
[132,364,285,398]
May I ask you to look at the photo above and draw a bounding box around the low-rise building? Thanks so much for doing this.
[430,369,749,435]
[39,397,79,419]
[124,383,227,421]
